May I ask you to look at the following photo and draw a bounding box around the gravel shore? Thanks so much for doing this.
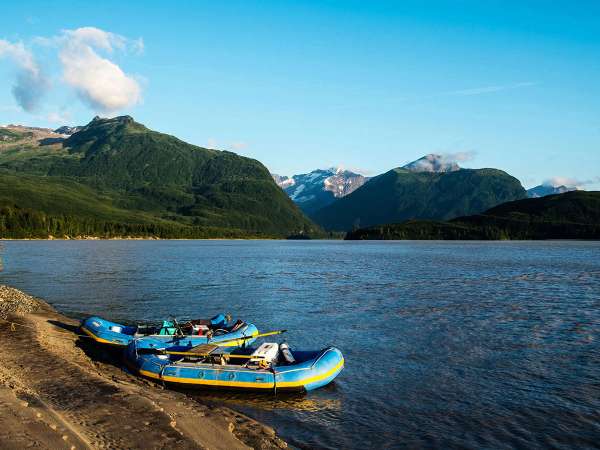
[0,285,287,450]
[0,285,43,319]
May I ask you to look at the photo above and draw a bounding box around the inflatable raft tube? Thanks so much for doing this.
[125,338,344,392]
[80,315,258,348]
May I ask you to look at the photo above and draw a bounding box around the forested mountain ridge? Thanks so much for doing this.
[0,116,317,238]
[345,191,600,240]
[314,158,527,231]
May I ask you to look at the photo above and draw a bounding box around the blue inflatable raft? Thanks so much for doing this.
[124,337,344,392]
[80,315,258,348]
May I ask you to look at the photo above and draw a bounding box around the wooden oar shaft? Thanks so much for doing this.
[143,329,287,357]
[164,351,258,358]
[211,329,286,345]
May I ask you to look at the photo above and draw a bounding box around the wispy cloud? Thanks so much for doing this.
[2,27,143,114]
[404,151,477,173]
[543,176,600,189]
[0,39,50,112]
[442,82,537,97]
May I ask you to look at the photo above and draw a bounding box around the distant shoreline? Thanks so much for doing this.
[0,236,280,241]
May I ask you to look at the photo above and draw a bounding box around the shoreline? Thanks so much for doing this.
[0,285,288,449]
[0,237,275,241]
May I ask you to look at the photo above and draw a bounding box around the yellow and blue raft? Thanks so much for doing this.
[80,314,258,348]
[125,337,344,392]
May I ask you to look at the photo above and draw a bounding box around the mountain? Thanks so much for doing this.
[0,116,317,238]
[273,168,369,216]
[345,191,600,240]
[313,154,527,231]
[54,125,84,135]
[0,124,69,148]
[527,184,576,198]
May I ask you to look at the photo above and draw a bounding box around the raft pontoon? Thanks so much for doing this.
[124,337,344,392]
[80,315,258,347]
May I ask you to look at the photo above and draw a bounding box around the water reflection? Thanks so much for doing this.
[178,387,343,413]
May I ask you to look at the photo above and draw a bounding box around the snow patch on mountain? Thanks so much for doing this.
[290,183,306,200]
[272,167,370,214]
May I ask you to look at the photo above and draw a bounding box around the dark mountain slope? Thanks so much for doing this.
[314,165,526,231]
[345,191,600,240]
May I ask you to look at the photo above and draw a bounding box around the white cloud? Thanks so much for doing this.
[543,176,578,188]
[1,27,143,114]
[543,176,600,189]
[58,27,142,112]
[0,39,49,112]
[230,141,248,151]
[404,151,477,173]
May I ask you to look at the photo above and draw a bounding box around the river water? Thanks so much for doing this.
[0,240,599,449]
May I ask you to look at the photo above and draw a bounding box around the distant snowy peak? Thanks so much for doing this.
[272,174,295,189]
[323,170,367,197]
[272,167,370,214]
[403,154,461,173]
[527,184,577,198]
[275,168,368,200]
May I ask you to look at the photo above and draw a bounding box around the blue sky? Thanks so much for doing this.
[1,0,599,189]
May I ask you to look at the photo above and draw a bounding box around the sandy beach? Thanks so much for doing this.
[0,285,287,450]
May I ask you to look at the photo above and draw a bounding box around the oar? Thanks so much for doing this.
[143,329,287,357]
[210,329,287,346]
[163,351,258,359]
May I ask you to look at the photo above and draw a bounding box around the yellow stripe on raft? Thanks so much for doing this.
[277,358,344,388]
[136,358,344,389]
[80,326,125,346]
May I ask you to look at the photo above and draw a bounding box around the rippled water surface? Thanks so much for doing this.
[1,240,599,449]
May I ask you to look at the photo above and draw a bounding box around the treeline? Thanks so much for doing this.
[0,205,268,239]
[345,191,600,240]
[345,218,600,240]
